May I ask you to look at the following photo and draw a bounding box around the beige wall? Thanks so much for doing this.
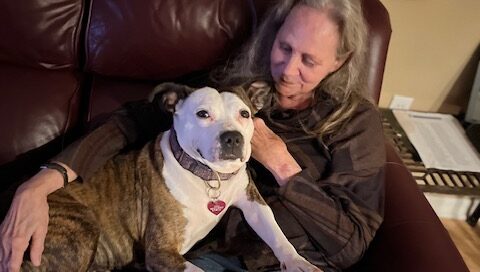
[378,0,480,114]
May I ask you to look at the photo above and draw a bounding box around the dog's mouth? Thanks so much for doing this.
[219,149,244,161]
[222,153,240,160]
[197,149,244,162]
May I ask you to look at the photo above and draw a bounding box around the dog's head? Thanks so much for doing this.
[150,83,256,174]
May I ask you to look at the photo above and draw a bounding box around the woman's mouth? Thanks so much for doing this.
[279,78,296,85]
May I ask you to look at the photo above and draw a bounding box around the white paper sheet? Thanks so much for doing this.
[393,110,480,172]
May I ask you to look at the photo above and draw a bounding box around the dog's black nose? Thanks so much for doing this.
[221,131,243,147]
[219,131,244,160]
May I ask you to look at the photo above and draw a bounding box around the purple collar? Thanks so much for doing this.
[169,129,238,181]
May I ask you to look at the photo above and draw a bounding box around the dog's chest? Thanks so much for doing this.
[159,134,249,254]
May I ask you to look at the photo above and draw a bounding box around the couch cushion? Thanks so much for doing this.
[85,0,255,80]
[87,77,157,123]
[0,64,81,166]
[348,143,469,271]
[0,0,84,70]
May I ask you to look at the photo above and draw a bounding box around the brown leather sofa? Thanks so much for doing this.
[0,0,469,271]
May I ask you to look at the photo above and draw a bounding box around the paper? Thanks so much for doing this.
[393,110,480,172]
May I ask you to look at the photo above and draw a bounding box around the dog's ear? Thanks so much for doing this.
[149,82,195,113]
[245,81,271,113]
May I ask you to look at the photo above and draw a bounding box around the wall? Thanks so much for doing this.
[378,0,480,114]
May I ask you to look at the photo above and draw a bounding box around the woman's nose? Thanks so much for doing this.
[281,56,300,77]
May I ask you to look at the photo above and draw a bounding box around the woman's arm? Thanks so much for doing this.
[55,100,173,182]
[252,103,386,270]
[251,118,302,186]
[279,104,386,269]
[276,166,385,269]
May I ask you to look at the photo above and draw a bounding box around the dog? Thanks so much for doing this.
[21,83,320,271]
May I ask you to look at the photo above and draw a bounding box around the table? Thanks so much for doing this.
[381,109,480,225]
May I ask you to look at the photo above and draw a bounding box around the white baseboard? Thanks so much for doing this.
[424,193,480,220]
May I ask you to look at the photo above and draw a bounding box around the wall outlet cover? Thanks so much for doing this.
[389,95,414,110]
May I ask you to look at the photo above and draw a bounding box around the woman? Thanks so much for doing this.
[0,0,386,271]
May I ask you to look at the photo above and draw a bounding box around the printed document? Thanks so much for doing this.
[393,110,480,172]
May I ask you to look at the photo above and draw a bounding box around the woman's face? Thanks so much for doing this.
[270,5,344,110]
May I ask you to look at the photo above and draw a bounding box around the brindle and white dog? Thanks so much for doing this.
[21,83,320,272]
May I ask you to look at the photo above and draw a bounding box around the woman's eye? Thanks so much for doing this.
[302,56,316,67]
[279,43,291,53]
[196,110,210,118]
[240,110,250,118]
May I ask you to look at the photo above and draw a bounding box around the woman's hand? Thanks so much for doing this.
[251,118,301,186]
[0,164,75,272]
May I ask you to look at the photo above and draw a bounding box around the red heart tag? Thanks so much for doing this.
[207,200,226,215]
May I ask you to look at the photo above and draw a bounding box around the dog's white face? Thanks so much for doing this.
[173,87,254,174]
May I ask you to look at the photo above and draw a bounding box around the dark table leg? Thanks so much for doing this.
[466,202,480,226]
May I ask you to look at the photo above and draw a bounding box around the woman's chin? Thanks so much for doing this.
[276,93,312,110]
[275,83,297,96]
[273,82,313,109]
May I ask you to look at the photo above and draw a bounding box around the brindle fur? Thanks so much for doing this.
[21,134,189,271]
[21,84,278,272]
[245,171,266,205]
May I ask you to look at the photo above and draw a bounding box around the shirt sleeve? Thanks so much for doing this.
[276,102,386,269]
[53,100,172,181]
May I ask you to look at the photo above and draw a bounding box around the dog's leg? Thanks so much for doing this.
[144,234,205,272]
[144,216,203,272]
[144,238,203,272]
[234,192,322,272]
[184,261,204,272]
[21,190,100,272]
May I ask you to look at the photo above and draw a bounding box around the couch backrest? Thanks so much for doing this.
[0,0,391,190]
[362,0,392,103]
[0,0,85,187]
[84,0,256,121]
[0,0,84,70]
[85,0,255,80]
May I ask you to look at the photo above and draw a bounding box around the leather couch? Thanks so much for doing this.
[0,0,469,271]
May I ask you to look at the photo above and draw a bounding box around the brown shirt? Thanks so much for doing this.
[55,92,385,271]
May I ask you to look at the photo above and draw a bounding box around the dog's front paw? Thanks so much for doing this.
[280,255,323,272]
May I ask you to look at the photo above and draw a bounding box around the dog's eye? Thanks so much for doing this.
[196,110,210,119]
[240,110,250,119]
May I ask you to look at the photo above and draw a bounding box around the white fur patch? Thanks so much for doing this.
[172,88,254,174]
[160,131,249,254]
[159,87,319,272]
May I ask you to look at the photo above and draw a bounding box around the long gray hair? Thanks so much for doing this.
[212,0,369,139]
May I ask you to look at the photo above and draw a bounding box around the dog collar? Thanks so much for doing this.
[169,129,238,181]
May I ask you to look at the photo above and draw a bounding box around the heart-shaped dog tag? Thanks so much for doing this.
[207,200,226,215]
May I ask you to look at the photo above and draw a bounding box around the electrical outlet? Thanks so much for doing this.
[389,95,414,110]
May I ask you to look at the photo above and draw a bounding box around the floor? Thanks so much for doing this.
[440,218,480,271]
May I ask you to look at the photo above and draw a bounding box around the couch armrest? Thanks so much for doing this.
[349,142,468,271]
